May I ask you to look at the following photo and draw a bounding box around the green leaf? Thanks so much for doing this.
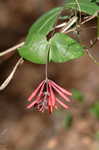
[90,102,99,119]
[26,7,63,42]
[18,33,84,64]
[72,88,84,102]
[65,0,99,15]
[94,131,99,141]
[90,0,99,3]
[49,33,84,63]
[64,112,73,129]
[18,34,49,64]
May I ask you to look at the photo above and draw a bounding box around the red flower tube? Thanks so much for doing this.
[26,79,72,113]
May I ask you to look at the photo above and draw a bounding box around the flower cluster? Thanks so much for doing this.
[27,79,72,113]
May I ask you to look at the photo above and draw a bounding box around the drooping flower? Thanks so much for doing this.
[26,79,72,113]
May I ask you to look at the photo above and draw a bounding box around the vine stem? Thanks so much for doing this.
[86,49,99,64]
[97,11,99,40]
[0,42,24,57]
[44,15,78,81]
[75,0,81,12]
[0,58,24,90]
[75,0,81,22]
[60,16,78,33]
[45,62,48,81]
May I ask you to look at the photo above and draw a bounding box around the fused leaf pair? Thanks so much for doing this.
[18,7,84,64]
[18,33,84,64]
[18,0,99,64]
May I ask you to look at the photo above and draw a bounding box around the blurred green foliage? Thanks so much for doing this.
[94,131,99,140]
[71,88,84,102]
[90,102,99,119]
[64,112,73,129]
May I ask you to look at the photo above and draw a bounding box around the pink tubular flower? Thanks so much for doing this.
[26,79,72,113]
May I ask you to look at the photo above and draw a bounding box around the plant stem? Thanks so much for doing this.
[97,11,99,40]
[0,58,24,90]
[60,16,78,33]
[45,49,49,81]
[86,49,99,64]
[45,63,48,81]
[75,0,81,12]
[0,42,24,57]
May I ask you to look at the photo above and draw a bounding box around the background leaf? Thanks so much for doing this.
[72,88,84,102]
[94,131,99,141]
[64,112,73,129]
[18,34,49,64]
[65,0,99,15]
[90,102,99,119]
[49,33,84,63]
[26,7,63,42]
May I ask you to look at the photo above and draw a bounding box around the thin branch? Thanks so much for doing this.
[0,58,24,90]
[81,12,97,25]
[60,16,78,33]
[75,0,81,12]
[55,22,67,29]
[0,42,24,57]
[75,0,81,22]
[97,11,99,39]
[86,49,99,64]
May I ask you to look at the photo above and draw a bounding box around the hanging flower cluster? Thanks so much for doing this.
[27,79,72,113]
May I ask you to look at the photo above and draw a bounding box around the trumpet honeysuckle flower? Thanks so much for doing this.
[27,79,72,113]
